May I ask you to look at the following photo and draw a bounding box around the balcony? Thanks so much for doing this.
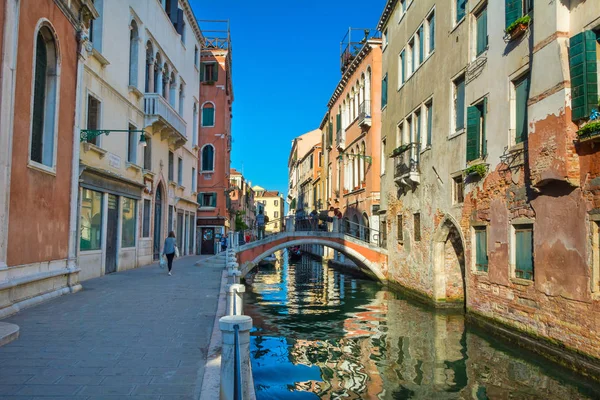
[144,93,187,149]
[336,128,345,150]
[393,143,420,187]
[358,100,371,128]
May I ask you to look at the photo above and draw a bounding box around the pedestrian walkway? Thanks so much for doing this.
[0,255,224,400]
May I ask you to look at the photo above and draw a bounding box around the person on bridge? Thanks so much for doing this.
[162,231,177,276]
[257,210,266,240]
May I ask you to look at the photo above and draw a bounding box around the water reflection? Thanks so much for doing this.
[246,254,600,400]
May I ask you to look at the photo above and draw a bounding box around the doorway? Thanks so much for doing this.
[105,194,119,274]
[432,216,466,307]
[177,212,184,253]
[153,186,163,260]
[201,227,215,255]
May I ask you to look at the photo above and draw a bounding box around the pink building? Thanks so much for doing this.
[196,22,233,255]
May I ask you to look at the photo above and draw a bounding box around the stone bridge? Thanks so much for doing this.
[236,231,388,281]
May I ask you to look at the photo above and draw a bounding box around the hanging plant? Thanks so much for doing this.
[577,120,600,140]
[464,164,488,179]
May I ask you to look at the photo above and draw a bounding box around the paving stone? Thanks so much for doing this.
[132,384,195,396]
[15,385,82,396]
[55,375,105,385]
[100,375,153,385]
[78,385,135,395]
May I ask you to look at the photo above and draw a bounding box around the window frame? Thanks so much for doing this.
[201,144,215,172]
[86,92,102,147]
[511,221,535,281]
[452,174,464,205]
[452,74,466,136]
[177,156,183,186]
[121,197,137,248]
[201,102,215,127]
[142,198,151,238]
[397,214,403,243]
[168,151,174,182]
[79,188,103,251]
[472,225,489,273]
[474,4,488,58]
[511,73,530,145]
[413,212,421,242]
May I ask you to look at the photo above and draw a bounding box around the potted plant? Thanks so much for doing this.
[391,144,410,157]
[343,188,349,194]
[577,120,600,141]
[361,180,366,188]
[464,164,488,180]
[506,15,531,40]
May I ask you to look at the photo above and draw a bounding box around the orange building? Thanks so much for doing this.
[322,28,383,243]
[0,0,96,317]
[196,21,233,255]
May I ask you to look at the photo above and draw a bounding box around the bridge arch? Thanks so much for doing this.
[237,234,387,282]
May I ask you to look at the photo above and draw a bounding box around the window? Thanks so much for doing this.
[192,103,198,147]
[30,27,58,168]
[202,103,215,127]
[129,20,139,87]
[408,38,415,75]
[275,200,279,206]
[143,137,152,170]
[380,216,387,247]
[178,84,184,115]
[201,62,218,82]
[309,154,314,169]
[415,109,422,146]
[425,101,433,148]
[202,145,214,171]
[397,214,403,242]
[274,211,279,218]
[192,167,197,192]
[513,74,529,144]
[80,189,102,251]
[199,192,217,208]
[86,95,101,146]
[177,157,183,186]
[453,75,466,133]
[381,74,388,108]
[453,175,464,204]
[399,50,406,86]
[466,99,487,161]
[418,26,424,64]
[142,199,151,238]
[514,224,534,280]
[121,197,136,248]
[399,0,407,18]
[476,7,488,56]
[168,205,173,233]
[414,213,421,241]
[569,31,599,121]
[381,138,386,175]
[457,0,467,22]
[427,12,435,54]
[194,46,199,68]
[127,124,137,164]
[90,0,103,52]
[474,227,488,272]
[505,0,534,30]
[383,28,388,48]
[168,151,174,181]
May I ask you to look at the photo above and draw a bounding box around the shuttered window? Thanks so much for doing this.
[475,227,488,272]
[199,192,217,208]
[454,76,466,132]
[505,0,521,29]
[202,145,214,171]
[476,7,488,56]
[31,33,48,164]
[426,102,433,147]
[202,104,215,127]
[397,214,403,242]
[381,74,388,108]
[336,113,342,133]
[515,75,529,144]
[569,31,598,121]
[328,122,333,146]
[466,101,486,162]
[177,157,183,186]
[143,137,152,170]
[87,96,101,146]
[515,225,534,280]
[128,124,137,164]
[428,13,435,53]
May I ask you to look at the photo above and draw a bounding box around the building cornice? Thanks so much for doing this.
[181,0,204,44]
[377,0,397,31]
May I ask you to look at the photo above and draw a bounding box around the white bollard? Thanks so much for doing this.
[226,283,245,316]
[220,315,254,400]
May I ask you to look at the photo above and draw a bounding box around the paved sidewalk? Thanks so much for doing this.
[0,255,224,400]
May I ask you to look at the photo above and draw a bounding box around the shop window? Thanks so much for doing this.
[142,199,151,238]
[121,197,136,248]
[80,189,103,251]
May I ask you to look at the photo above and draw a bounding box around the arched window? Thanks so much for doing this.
[154,53,162,94]
[202,103,215,127]
[162,64,169,99]
[129,20,139,87]
[360,141,366,184]
[201,145,214,171]
[145,41,153,92]
[30,25,59,168]
[169,72,176,107]
[366,67,372,103]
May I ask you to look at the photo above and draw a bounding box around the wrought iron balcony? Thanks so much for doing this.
[358,100,371,128]
[393,142,420,187]
[336,128,345,150]
[144,93,187,149]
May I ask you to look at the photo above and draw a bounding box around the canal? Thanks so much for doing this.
[244,253,600,400]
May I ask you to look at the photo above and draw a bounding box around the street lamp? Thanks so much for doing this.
[80,129,148,146]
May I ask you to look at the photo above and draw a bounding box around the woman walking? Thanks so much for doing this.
[163,231,177,276]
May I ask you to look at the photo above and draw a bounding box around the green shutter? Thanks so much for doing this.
[328,122,333,145]
[515,228,533,280]
[429,14,435,52]
[515,76,529,143]
[202,107,214,126]
[569,31,598,121]
[457,0,467,22]
[336,113,341,132]
[419,26,424,63]
[382,75,388,108]
[213,62,219,82]
[456,79,465,131]
[505,0,522,29]
[476,8,488,56]
[427,103,433,146]
[475,229,488,272]
[200,63,205,81]
[210,192,217,207]
[482,98,488,156]
[400,51,405,83]
[466,106,481,162]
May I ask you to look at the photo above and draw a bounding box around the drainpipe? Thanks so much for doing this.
[66,27,91,284]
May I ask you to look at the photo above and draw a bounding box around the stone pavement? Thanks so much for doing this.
[0,255,224,399]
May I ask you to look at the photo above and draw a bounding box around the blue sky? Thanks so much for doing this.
[190,0,386,196]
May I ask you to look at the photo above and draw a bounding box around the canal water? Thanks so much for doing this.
[245,253,600,400]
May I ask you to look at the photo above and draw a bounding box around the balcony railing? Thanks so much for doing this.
[358,100,372,127]
[144,93,187,140]
[336,128,345,149]
[393,142,420,186]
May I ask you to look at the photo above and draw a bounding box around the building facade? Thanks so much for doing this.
[377,0,600,371]
[254,187,285,234]
[229,168,256,239]
[0,0,96,318]
[287,129,321,215]
[196,21,233,255]
[78,0,201,280]
[297,143,322,214]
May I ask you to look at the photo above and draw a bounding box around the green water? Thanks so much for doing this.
[245,254,600,400]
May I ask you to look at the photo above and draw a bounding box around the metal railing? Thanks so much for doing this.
[393,142,420,179]
[143,93,187,138]
[358,100,371,121]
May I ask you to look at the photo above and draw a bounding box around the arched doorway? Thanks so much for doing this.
[153,185,163,260]
[432,216,466,306]
[352,214,360,238]
[362,212,370,242]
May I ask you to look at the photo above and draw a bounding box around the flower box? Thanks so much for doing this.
[506,16,531,41]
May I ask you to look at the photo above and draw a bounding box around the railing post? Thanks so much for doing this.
[219,315,254,400]
[226,283,245,316]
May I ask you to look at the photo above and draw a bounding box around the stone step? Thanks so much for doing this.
[0,322,19,347]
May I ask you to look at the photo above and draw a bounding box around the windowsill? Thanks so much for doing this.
[198,207,216,211]
[508,141,525,153]
[177,185,186,191]
[91,48,110,66]
[473,48,489,61]
[140,236,152,240]
[169,180,177,187]
[472,270,489,277]
[82,142,107,158]
[398,50,435,91]
[201,170,215,174]
[510,277,534,286]
[381,105,388,112]
[344,188,365,197]
[450,16,466,34]
[80,249,102,254]
[121,246,136,250]
[201,124,215,128]
[452,202,464,208]
[201,81,217,86]
[420,146,431,155]
[27,160,56,177]
[143,169,155,178]
[126,162,142,173]
[128,85,143,98]
[448,129,465,140]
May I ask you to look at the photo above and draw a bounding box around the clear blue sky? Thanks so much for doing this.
[190,1,386,196]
